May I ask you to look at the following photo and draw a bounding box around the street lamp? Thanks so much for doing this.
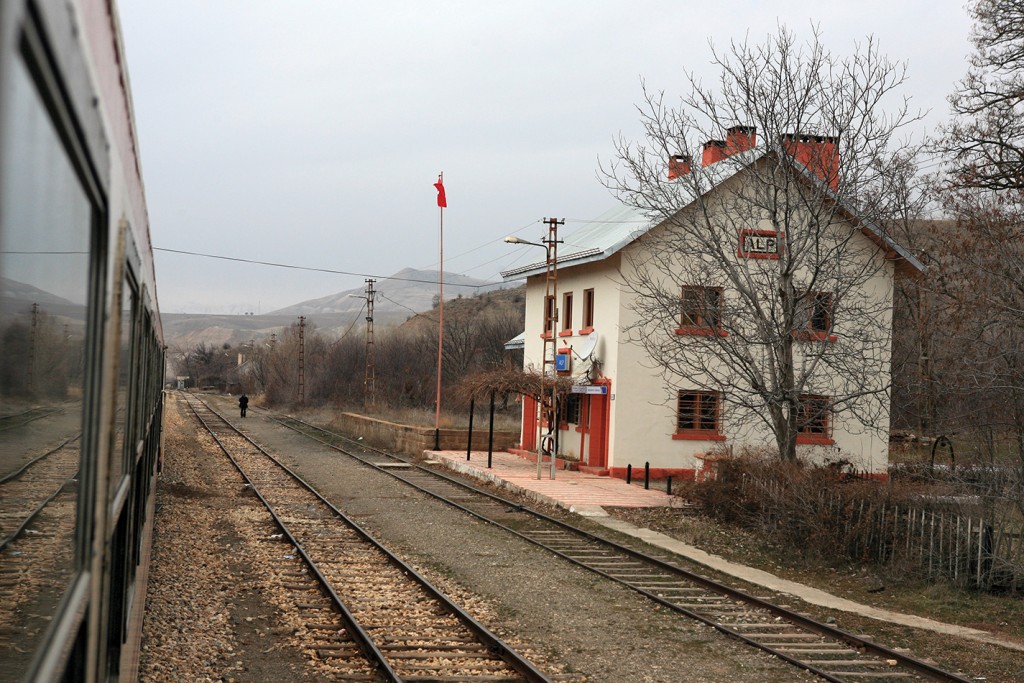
[504,219,563,480]
[503,236,543,247]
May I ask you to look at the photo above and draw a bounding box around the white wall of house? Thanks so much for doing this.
[521,256,623,459]
[605,205,896,474]
[518,178,899,475]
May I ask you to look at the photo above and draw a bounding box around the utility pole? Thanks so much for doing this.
[297,316,306,404]
[502,223,564,479]
[364,279,376,410]
[28,303,38,393]
[539,217,564,479]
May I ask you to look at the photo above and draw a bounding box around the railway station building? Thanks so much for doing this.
[502,127,924,480]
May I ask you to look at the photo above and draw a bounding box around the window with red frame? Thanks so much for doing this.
[544,294,556,336]
[681,286,723,330]
[561,291,573,334]
[797,394,831,438]
[560,393,582,425]
[676,390,722,434]
[581,288,595,331]
[797,291,833,332]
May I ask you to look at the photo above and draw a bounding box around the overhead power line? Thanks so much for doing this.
[155,247,507,289]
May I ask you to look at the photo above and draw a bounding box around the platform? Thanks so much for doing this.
[426,449,677,515]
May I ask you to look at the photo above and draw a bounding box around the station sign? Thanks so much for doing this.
[571,385,608,395]
[738,229,780,258]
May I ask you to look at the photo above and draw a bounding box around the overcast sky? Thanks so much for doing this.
[117,1,974,315]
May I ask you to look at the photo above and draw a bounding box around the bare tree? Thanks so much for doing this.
[170,342,236,390]
[476,309,525,369]
[318,335,364,406]
[603,27,923,461]
[376,329,436,408]
[262,326,302,405]
[946,0,1024,191]
[936,188,1024,468]
[0,308,79,399]
[888,220,957,437]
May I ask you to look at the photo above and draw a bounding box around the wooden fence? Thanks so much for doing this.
[861,504,1022,591]
[737,474,1024,591]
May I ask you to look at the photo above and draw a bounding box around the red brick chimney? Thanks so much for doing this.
[701,125,757,167]
[668,154,691,179]
[781,133,840,191]
[701,140,727,167]
[725,125,757,155]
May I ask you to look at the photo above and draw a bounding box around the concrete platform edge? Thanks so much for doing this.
[590,517,1024,652]
[426,450,607,514]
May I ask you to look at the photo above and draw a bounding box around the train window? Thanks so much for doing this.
[0,35,95,680]
[112,274,138,496]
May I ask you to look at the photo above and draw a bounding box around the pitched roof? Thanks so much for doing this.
[500,204,652,278]
[500,145,925,280]
[503,331,525,350]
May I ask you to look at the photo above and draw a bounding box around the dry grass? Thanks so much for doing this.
[608,505,1024,681]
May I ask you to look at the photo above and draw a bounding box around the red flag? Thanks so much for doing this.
[434,178,447,208]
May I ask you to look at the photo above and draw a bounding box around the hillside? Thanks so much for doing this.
[162,268,523,350]
[396,285,525,333]
[269,268,507,318]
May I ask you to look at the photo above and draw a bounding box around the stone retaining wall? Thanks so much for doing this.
[331,412,518,456]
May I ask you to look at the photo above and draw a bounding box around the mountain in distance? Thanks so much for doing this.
[0,276,86,324]
[268,268,510,321]
[1,276,81,309]
[162,268,519,350]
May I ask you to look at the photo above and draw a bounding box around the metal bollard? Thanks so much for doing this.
[487,391,495,469]
[644,462,650,490]
[466,397,475,461]
[626,464,632,484]
[667,476,672,496]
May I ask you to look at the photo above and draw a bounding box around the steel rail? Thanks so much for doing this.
[0,476,78,551]
[0,407,63,432]
[186,396,552,683]
[268,410,975,683]
[185,399,394,682]
[0,434,81,486]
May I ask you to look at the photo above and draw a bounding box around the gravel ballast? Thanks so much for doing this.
[139,394,813,682]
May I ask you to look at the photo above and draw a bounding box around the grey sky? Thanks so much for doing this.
[117,1,973,315]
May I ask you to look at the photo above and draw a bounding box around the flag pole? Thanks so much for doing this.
[433,172,445,450]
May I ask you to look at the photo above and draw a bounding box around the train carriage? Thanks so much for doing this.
[0,1,163,681]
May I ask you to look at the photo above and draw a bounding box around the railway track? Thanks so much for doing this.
[183,395,552,683]
[0,486,77,680]
[0,435,81,549]
[0,434,82,676]
[246,405,975,683]
[0,406,64,433]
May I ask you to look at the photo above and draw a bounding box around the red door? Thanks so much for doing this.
[586,380,611,470]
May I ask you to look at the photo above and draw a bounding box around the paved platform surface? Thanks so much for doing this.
[428,449,676,514]
[428,448,1024,652]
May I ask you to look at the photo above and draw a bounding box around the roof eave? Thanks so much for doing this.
[773,148,927,276]
[501,250,615,280]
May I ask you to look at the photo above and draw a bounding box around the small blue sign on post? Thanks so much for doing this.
[555,353,570,373]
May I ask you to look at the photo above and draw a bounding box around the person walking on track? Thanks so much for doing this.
[239,394,249,418]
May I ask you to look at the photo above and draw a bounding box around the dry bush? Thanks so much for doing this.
[683,453,943,567]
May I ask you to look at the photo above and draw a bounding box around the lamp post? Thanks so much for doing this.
[505,218,563,479]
